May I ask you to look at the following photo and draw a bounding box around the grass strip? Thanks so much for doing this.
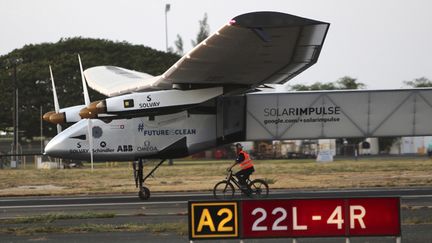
[0,222,188,236]
[1,158,431,196]
[1,219,432,236]
[0,212,115,224]
[403,216,432,225]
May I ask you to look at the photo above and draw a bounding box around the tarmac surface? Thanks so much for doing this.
[1,187,432,242]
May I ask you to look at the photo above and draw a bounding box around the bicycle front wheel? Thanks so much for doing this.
[213,180,235,199]
[249,179,269,198]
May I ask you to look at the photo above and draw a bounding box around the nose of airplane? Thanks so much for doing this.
[44,120,88,157]
[44,132,66,157]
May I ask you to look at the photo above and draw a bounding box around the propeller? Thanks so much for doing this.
[78,54,94,171]
[78,54,101,119]
[78,54,90,107]
[48,66,62,134]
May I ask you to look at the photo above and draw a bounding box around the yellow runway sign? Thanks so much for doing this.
[189,201,239,239]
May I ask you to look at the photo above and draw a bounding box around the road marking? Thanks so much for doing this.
[3,195,430,210]
[0,193,212,202]
[1,189,432,205]
[1,187,431,201]
[0,201,186,209]
[2,190,429,202]
[402,195,432,198]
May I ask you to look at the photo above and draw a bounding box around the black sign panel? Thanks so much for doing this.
[188,201,239,239]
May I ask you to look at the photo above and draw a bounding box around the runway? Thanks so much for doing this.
[1,187,432,242]
[1,187,432,216]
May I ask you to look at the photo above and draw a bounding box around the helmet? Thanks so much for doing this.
[235,143,243,149]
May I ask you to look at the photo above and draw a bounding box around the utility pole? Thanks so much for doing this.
[40,105,43,153]
[165,3,173,166]
[15,88,19,164]
[165,3,170,52]
[8,58,22,168]
[12,61,18,167]
[12,62,17,166]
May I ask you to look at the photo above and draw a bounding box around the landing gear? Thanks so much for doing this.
[138,186,150,200]
[133,158,166,200]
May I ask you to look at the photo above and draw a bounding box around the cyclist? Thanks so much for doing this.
[227,143,255,190]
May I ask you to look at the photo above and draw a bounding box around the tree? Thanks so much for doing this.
[336,76,365,89]
[290,82,336,91]
[289,76,365,91]
[174,34,184,55]
[0,37,181,141]
[403,77,432,88]
[191,13,210,47]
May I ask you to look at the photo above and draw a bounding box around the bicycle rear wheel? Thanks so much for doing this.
[249,179,269,198]
[213,180,235,199]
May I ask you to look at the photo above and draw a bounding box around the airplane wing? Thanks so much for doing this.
[84,66,161,97]
[85,11,330,97]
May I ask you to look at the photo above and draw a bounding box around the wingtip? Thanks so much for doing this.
[232,11,328,28]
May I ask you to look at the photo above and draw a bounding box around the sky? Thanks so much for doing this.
[1,0,432,89]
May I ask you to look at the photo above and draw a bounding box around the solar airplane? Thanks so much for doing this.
[43,12,330,199]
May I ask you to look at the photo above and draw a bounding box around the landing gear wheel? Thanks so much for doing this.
[138,186,150,200]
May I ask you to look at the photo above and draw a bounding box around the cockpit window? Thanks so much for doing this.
[70,134,86,140]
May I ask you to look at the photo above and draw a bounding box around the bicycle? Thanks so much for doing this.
[213,169,269,199]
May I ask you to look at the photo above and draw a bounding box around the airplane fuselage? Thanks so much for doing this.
[45,111,217,161]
